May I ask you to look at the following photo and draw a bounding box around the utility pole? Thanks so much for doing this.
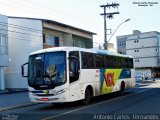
[100,3,120,50]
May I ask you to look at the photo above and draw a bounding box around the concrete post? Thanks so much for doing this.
[0,67,5,90]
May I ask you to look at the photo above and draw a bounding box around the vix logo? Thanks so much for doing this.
[104,72,115,87]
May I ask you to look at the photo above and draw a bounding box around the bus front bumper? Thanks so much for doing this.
[29,91,70,103]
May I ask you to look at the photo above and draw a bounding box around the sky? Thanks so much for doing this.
[0,0,160,49]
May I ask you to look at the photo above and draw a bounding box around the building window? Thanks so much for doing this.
[135,59,139,62]
[54,37,59,46]
[76,41,85,48]
[0,34,8,55]
[135,49,139,52]
[134,40,139,43]
[118,42,120,46]
[50,35,59,47]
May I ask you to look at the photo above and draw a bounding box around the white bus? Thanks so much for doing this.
[21,47,135,104]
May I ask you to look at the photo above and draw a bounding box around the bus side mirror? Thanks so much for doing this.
[21,63,29,77]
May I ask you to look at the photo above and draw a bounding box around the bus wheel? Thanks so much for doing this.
[83,88,91,105]
[120,82,125,96]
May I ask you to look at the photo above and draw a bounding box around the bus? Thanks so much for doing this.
[21,47,135,104]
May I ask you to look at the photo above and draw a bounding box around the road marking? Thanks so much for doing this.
[0,103,39,112]
[42,88,151,120]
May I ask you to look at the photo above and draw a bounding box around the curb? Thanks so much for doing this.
[0,89,28,95]
[0,103,40,112]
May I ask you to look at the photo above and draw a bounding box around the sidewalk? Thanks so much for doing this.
[0,88,28,94]
[136,78,160,88]
[0,90,38,112]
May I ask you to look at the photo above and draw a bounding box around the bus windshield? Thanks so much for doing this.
[28,51,66,90]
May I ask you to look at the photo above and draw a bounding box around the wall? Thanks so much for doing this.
[63,33,73,46]
[127,37,157,49]
[127,48,158,58]
[134,57,157,68]
[5,18,43,88]
[135,69,151,80]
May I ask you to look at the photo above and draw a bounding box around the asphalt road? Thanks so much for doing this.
[1,86,160,120]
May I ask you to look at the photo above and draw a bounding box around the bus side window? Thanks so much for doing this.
[105,55,109,68]
[81,52,95,69]
[95,55,101,68]
[69,51,80,83]
[129,58,133,68]
[121,58,125,68]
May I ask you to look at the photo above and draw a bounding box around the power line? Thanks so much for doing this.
[14,0,98,29]
[1,0,97,31]
[0,22,42,33]
[7,36,42,42]
[0,28,43,38]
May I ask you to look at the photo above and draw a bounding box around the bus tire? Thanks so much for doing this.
[120,82,125,96]
[83,88,91,105]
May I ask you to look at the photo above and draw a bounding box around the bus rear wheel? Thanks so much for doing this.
[83,88,91,105]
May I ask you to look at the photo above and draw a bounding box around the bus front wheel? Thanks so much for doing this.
[83,88,91,105]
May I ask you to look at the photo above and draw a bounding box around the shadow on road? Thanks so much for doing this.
[36,90,135,111]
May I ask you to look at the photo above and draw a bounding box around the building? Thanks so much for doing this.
[107,43,116,52]
[42,19,94,49]
[95,43,116,52]
[117,35,128,55]
[117,30,141,55]
[5,17,95,89]
[117,30,160,79]
[0,14,9,90]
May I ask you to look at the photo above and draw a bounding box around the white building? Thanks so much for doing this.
[5,18,43,89]
[117,30,160,79]
[0,14,9,90]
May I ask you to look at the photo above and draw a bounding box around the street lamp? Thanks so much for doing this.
[107,19,131,43]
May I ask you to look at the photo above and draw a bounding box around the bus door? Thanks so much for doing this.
[69,51,80,83]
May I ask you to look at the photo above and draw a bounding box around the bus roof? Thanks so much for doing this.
[30,47,133,58]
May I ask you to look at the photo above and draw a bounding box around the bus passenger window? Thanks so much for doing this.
[81,52,95,69]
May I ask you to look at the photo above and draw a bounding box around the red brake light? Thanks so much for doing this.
[41,98,49,101]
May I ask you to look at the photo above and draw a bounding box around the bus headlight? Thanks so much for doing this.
[30,92,36,96]
[54,89,65,95]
